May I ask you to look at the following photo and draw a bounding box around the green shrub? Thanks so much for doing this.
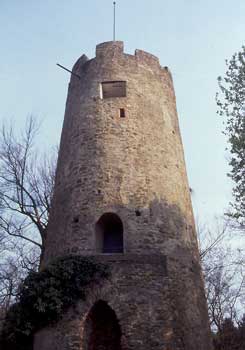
[0,255,110,350]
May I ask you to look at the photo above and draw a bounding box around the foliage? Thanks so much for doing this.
[0,255,110,350]
[216,46,245,227]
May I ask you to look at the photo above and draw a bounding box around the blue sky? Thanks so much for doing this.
[1,0,245,225]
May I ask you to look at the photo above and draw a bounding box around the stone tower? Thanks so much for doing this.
[35,41,212,350]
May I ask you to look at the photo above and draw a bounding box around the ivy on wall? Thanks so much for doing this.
[0,255,110,350]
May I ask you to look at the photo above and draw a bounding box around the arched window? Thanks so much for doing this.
[83,300,122,350]
[95,213,123,253]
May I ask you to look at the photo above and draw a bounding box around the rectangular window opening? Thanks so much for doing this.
[101,81,126,99]
[119,108,126,118]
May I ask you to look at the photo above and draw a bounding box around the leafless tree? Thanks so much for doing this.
[0,116,57,317]
[0,116,57,261]
[198,219,245,331]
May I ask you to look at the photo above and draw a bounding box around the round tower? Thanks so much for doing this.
[35,42,212,350]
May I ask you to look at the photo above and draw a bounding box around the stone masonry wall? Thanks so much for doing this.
[43,41,197,262]
[35,252,212,350]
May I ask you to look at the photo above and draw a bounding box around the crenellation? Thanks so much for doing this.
[135,49,160,68]
[72,54,89,75]
[96,41,124,57]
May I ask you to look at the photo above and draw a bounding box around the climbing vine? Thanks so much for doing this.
[0,255,110,350]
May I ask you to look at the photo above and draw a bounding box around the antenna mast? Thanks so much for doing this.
[113,2,116,41]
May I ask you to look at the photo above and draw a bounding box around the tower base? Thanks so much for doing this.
[34,253,212,350]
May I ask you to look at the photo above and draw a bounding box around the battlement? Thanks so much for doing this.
[134,49,159,67]
[96,41,124,57]
[96,41,160,68]
[72,41,170,76]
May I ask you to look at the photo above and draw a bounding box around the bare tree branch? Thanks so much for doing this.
[0,116,57,257]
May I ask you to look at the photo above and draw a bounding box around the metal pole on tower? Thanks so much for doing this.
[113,2,116,41]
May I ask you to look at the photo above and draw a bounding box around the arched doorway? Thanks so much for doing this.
[95,213,124,253]
[83,300,122,350]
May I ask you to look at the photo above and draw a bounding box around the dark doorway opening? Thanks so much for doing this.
[84,300,122,350]
[95,213,123,253]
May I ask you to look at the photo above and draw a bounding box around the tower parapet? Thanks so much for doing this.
[96,40,124,57]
